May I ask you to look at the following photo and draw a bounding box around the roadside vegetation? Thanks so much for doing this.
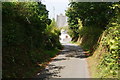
[2,1,120,78]
[66,2,119,78]
[2,2,62,78]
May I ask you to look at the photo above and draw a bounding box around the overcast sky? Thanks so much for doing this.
[42,0,69,20]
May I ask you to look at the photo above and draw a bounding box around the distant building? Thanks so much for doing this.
[56,14,68,27]
[59,29,72,43]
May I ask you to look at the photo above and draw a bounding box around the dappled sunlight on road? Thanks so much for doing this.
[36,43,90,78]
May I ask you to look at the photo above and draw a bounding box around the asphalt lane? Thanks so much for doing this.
[36,43,90,78]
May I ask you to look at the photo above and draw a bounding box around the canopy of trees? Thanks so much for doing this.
[66,2,117,40]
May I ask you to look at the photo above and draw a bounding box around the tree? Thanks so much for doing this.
[66,2,116,40]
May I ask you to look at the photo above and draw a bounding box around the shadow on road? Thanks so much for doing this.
[52,58,66,62]
[36,64,65,79]
[59,44,89,59]
[36,43,89,78]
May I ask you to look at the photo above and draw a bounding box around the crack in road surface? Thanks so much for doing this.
[36,43,90,79]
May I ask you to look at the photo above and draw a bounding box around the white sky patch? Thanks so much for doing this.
[43,0,69,3]
[42,0,69,20]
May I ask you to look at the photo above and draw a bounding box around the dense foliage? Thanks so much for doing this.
[2,2,62,78]
[89,12,120,78]
[66,2,119,78]
[44,19,62,50]
[95,5,120,77]
[66,2,115,40]
[97,23,119,78]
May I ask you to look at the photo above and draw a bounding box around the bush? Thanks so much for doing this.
[2,2,62,78]
[78,26,103,53]
[96,23,120,78]
[44,19,63,50]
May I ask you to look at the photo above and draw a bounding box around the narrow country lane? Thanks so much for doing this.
[36,43,90,79]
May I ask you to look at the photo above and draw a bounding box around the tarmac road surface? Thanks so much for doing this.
[36,43,90,79]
